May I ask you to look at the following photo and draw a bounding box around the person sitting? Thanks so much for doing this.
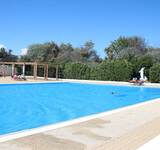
[18,75,26,80]
[129,78,144,86]
[11,74,26,80]
[11,74,18,80]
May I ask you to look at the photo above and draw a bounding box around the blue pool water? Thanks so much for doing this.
[0,82,160,135]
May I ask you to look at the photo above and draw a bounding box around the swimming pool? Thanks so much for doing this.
[0,82,160,135]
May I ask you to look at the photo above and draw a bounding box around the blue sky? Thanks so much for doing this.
[0,0,160,57]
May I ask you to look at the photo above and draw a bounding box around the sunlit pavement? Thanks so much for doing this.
[137,135,160,150]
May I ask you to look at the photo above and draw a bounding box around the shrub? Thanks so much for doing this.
[133,55,154,79]
[58,64,65,79]
[89,66,100,80]
[25,65,33,76]
[63,60,133,81]
[149,64,160,83]
[37,66,45,77]
[64,63,91,80]
[98,60,133,81]
[98,61,113,80]
[48,66,56,78]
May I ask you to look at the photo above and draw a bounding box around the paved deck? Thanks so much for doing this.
[0,77,57,84]
[0,77,40,83]
[137,135,160,150]
[0,100,160,150]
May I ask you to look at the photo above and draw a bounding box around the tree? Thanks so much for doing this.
[0,48,17,62]
[149,64,160,83]
[45,42,60,61]
[21,41,60,62]
[105,36,147,60]
[57,43,74,63]
[147,47,160,63]
[79,41,101,62]
[21,41,101,64]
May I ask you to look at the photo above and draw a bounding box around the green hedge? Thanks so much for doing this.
[64,63,91,80]
[149,64,160,83]
[98,60,133,81]
[63,60,133,81]
[131,55,154,79]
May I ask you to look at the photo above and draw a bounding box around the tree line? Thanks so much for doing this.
[0,36,160,82]
[20,41,101,63]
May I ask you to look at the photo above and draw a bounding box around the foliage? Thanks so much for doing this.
[131,55,154,79]
[0,48,17,62]
[147,48,160,63]
[25,65,33,76]
[105,36,147,60]
[98,60,133,81]
[89,66,100,80]
[23,42,60,62]
[37,66,45,77]
[2,36,160,83]
[63,60,132,81]
[57,43,74,63]
[149,64,160,83]
[20,41,101,63]
[138,55,154,78]
[64,63,91,80]
[79,41,101,62]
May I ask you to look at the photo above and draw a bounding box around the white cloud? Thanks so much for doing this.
[0,44,7,49]
[21,48,28,55]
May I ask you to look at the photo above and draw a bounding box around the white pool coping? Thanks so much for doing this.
[0,97,159,143]
[59,78,160,89]
[137,135,160,150]
[0,79,160,89]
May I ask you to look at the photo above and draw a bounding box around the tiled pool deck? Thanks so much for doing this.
[0,78,160,150]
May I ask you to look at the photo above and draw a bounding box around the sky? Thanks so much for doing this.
[0,0,160,58]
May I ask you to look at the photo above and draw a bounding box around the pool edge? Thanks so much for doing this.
[0,97,159,143]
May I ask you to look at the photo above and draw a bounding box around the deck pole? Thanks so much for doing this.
[22,63,25,76]
[12,63,15,76]
[56,65,58,80]
[34,63,37,79]
[45,64,48,80]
